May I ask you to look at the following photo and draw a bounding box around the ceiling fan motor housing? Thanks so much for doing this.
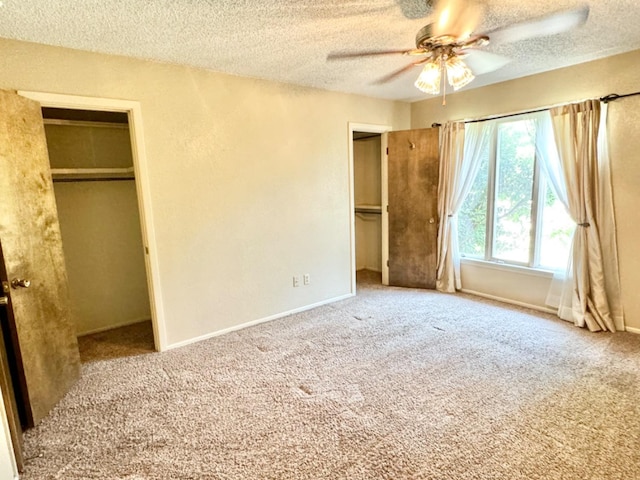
[416,22,490,54]
[416,24,457,49]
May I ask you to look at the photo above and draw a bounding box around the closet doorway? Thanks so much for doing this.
[349,123,390,292]
[19,90,166,354]
[42,106,155,362]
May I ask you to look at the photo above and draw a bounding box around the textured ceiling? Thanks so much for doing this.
[0,1,638,102]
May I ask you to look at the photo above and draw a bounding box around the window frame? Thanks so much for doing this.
[464,115,553,270]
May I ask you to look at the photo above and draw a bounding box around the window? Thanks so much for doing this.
[458,116,574,271]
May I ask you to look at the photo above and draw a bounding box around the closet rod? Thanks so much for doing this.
[43,118,129,129]
[52,177,135,183]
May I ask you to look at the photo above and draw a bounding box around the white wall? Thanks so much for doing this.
[355,215,382,272]
[53,181,151,335]
[459,260,554,311]
[354,136,382,272]
[0,38,411,348]
[411,49,640,329]
[0,389,18,480]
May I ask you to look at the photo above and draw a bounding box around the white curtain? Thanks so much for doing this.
[436,121,495,292]
[595,104,624,330]
[532,111,574,313]
[534,100,623,331]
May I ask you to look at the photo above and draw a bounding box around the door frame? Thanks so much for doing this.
[0,388,18,479]
[18,91,167,352]
[348,122,391,293]
[0,238,23,473]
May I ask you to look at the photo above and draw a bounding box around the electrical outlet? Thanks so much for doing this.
[293,276,300,287]
[303,274,310,285]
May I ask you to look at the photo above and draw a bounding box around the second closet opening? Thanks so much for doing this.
[353,131,383,287]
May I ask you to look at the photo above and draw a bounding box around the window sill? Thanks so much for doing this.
[460,257,555,279]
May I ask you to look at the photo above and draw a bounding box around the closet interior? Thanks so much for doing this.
[353,131,383,285]
[42,107,154,361]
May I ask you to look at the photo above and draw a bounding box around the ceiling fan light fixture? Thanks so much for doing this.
[414,59,442,95]
[445,55,475,90]
[414,54,474,96]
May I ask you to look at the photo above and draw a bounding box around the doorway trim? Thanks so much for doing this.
[17,91,167,352]
[348,122,391,294]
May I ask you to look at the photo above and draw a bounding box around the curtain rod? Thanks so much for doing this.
[463,106,550,125]
[600,91,640,103]
[430,105,550,127]
[430,90,640,128]
[430,105,548,127]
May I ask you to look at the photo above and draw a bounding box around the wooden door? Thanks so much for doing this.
[0,89,80,427]
[387,127,439,289]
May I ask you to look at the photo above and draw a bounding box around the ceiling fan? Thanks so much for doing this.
[327,0,590,99]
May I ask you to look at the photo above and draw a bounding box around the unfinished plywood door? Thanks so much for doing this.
[388,128,439,289]
[0,89,80,426]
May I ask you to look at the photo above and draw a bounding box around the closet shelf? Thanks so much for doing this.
[51,167,135,181]
[355,204,382,215]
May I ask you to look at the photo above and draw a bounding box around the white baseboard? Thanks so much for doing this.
[459,289,557,315]
[625,326,640,335]
[77,317,151,337]
[167,293,355,351]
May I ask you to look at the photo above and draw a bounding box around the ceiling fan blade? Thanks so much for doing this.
[327,49,411,60]
[431,0,485,40]
[483,4,589,45]
[373,59,429,84]
[462,50,511,75]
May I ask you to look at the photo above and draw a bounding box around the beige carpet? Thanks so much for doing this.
[77,321,155,364]
[21,271,640,479]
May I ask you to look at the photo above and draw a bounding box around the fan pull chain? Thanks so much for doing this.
[441,56,447,106]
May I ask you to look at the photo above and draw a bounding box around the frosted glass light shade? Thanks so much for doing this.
[414,60,442,95]
[445,55,475,90]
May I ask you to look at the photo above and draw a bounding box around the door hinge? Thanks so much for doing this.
[387,260,389,267]
[386,147,389,155]
[386,205,389,212]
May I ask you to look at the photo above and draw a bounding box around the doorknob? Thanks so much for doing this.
[11,278,30,289]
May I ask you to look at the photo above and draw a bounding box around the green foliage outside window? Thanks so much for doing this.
[458,117,574,270]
